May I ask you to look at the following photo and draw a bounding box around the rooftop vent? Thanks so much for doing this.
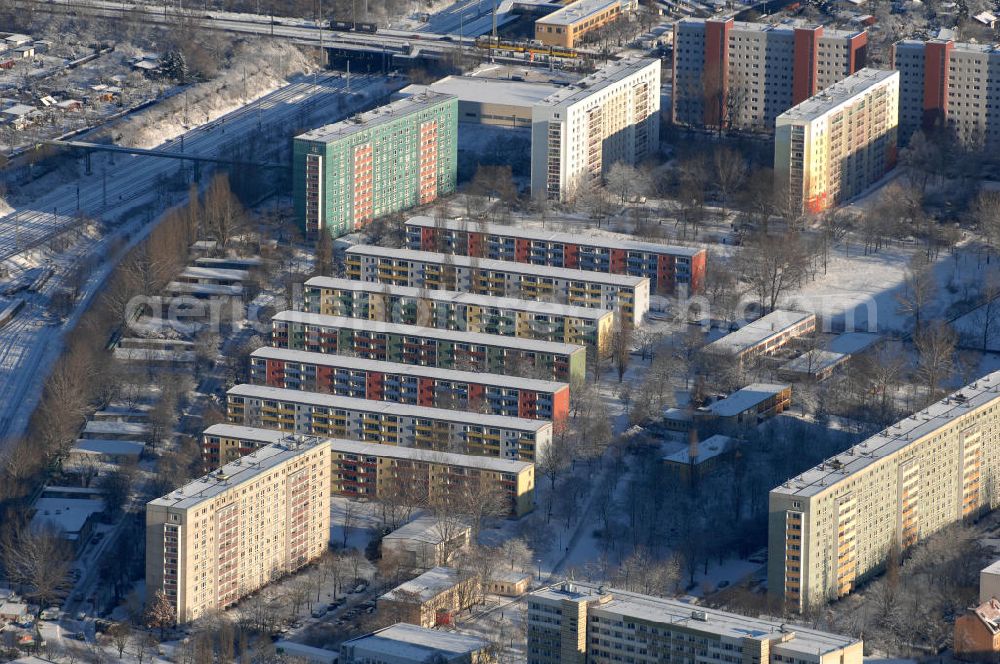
[691,610,708,622]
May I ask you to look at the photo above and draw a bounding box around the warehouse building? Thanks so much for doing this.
[301,276,614,351]
[270,311,587,383]
[345,245,650,326]
[769,370,1000,610]
[405,216,706,295]
[226,384,552,462]
[199,425,535,516]
[248,347,570,423]
[398,76,559,128]
[293,93,458,239]
[145,438,331,622]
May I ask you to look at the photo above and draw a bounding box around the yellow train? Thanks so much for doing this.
[474,36,580,59]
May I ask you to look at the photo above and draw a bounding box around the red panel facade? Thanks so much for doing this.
[518,390,538,419]
[609,248,627,273]
[366,372,384,401]
[703,18,733,127]
[417,377,435,407]
[552,387,570,427]
[689,250,707,295]
[467,383,485,412]
[563,243,580,269]
[316,366,334,391]
[792,27,822,105]
[923,40,953,130]
[514,238,531,262]
[656,254,676,294]
[265,359,284,386]
[420,227,436,251]
[468,232,484,258]
[847,32,868,74]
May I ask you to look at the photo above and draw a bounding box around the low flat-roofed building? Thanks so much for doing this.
[382,516,471,571]
[983,560,1000,604]
[0,600,30,622]
[487,570,532,596]
[378,567,479,627]
[146,438,331,623]
[399,76,559,128]
[80,420,150,441]
[274,642,338,664]
[200,425,536,516]
[176,266,250,286]
[31,493,106,549]
[69,438,145,464]
[164,281,244,299]
[662,433,735,483]
[778,332,881,381]
[527,582,863,664]
[341,623,488,664]
[703,310,817,362]
[704,383,792,430]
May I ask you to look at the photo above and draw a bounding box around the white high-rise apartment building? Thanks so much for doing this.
[769,371,1000,611]
[145,439,331,623]
[775,68,899,215]
[530,58,660,202]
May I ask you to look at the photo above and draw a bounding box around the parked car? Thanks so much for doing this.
[311,607,326,619]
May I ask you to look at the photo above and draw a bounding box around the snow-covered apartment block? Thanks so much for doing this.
[404,217,706,296]
[344,245,650,327]
[225,384,552,462]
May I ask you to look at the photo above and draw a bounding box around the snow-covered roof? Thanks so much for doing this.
[779,332,880,376]
[347,245,649,288]
[303,275,612,321]
[531,583,861,655]
[201,425,533,474]
[273,311,586,356]
[228,384,552,433]
[70,439,145,457]
[380,567,468,602]
[2,104,37,117]
[82,421,149,436]
[165,281,243,296]
[536,0,620,26]
[341,623,486,662]
[274,641,337,664]
[384,516,470,545]
[250,346,568,394]
[31,496,105,537]
[148,438,331,510]
[707,384,789,418]
[663,434,733,465]
[400,76,559,107]
[296,93,456,144]
[703,310,815,356]
[405,216,704,258]
[178,266,250,282]
[773,370,1000,498]
[975,10,997,23]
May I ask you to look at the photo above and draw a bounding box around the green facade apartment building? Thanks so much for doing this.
[293,93,458,239]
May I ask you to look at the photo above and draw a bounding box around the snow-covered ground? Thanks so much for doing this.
[0,70,401,445]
